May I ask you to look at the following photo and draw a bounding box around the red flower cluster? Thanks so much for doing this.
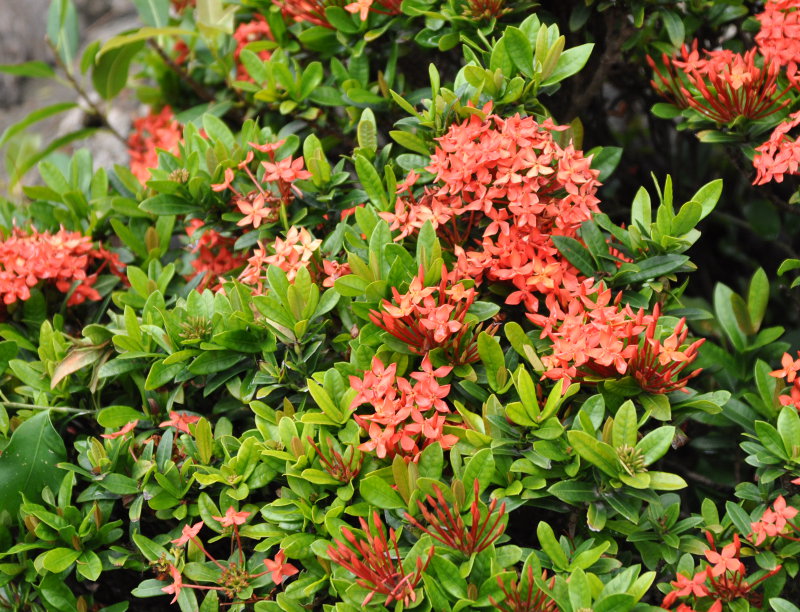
[370,266,492,364]
[0,227,124,306]
[211,140,311,230]
[233,14,274,82]
[770,350,800,409]
[750,495,799,545]
[185,220,247,291]
[327,511,433,607]
[648,43,790,124]
[349,354,458,461]
[238,226,321,293]
[531,286,703,393]
[756,0,800,84]
[127,106,183,184]
[405,480,506,555]
[382,109,601,316]
[662,533,781,611]
[753,110,800,184]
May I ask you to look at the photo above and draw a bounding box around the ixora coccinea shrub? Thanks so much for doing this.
[1,0,800,610]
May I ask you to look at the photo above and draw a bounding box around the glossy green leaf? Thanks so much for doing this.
[0,412,67,515]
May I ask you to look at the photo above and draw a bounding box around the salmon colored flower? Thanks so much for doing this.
[101,420,139,440]
[704,534,744,577]
[345,0,373,20]
[161,564,184,604]
[171,521,204,546]
[233,14,274,82]
[212,507,251,527]
[159,411,200,435]
[263,550,299,584]
[753,111,800,185]
[127,106,182,184]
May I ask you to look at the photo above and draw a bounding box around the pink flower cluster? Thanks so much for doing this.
[753,110,800,185]
[756,0,800,83]
[531,287,703,392]
[127,106,183,184]
[349,354,458,461]
[238,226,321,293]
[185,220,247,291]
[770,350,800,409]
[0,227,124,306]
[369,266,492,364]
[382,108,601,317]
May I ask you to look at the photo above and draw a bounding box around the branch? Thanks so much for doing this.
[566,9,634,120]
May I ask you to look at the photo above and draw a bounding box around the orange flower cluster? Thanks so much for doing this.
[370,266,493,364]
[127,106,183,184]
[185,220,247,291]
[756,0,800,84]
[648,43,789,124]
[233,14,274,82]
[211,140,311,230]
[750,494,799,545]
[753,110,800,184]
[383,109,601,315]
[0,227,124,306]
[272,0,401,27]
[349,354,458,461]
[238,226,321,292]
[531,287,703,392]
[661,532,781,611]
[770,350,800,409]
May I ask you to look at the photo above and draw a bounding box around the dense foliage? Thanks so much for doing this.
[1,0,800,610]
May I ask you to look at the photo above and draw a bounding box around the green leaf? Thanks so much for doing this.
[777,405,800,459]
[769,598,800,612]
[552,235,596,276]
[725,501,752,536]
[133,0,170,27]
[98,26,195,57]
[647,471,687,490]
[537,521,568,570]
[47,0,79,66]
[92,41,145,100]
[567,430,620,478]
[621,254,689,284]
[542,43,594,86]
[354,154,388,209]
[0,61,56,79]
[589,146,623,182]
[671,201,702,236]
[478,332,506,392]
[462,448,495,504]
[389,130,430,156]
[636,426,675,466]
[661,10,685,47]
[0,102,78,148]
[0,412,67,516]
[691,179,723,221]
[747,268,769,332]
[202,114,235,150]
[548,482,596,507]
[359,476,405,509]
[139,194,195,215]
[631,186,652,230]
[612,400,638,449]
[503,27,533,78]
[714,283,747,351]
[41,548,81,573]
